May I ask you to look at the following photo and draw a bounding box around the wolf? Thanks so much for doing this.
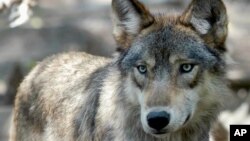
[10,0,229,141]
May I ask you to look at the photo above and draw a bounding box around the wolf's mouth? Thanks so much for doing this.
[153,129,168,135]
[150,130,169,138]
[155,131,166,135]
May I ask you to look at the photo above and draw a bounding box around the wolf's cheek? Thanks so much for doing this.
[132,66,148,90]
[177,65,201,89]
[123,71,148,106]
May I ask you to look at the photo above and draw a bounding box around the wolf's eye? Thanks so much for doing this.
[180,64,195,73]
[137,65,147,74]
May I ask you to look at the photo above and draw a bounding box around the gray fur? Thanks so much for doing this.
[11,0,229,141]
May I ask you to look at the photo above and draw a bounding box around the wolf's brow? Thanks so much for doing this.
[169,55,199,64]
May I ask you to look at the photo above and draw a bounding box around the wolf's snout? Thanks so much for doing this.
[147,111,170,131]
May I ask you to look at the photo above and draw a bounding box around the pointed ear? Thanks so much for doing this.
[112,0,154,49]
[181,0,228,52]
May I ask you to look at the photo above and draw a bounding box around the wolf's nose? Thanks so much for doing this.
[147,111,170,131]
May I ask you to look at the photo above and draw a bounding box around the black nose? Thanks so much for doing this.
[147,111,170,131]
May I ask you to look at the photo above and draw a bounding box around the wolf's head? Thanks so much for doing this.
[112,0,228,138]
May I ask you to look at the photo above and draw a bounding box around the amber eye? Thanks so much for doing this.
[180,64,195,73]
[137,65,147,74]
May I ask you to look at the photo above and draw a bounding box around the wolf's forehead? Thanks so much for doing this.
[142,26,203,51]
[131,26,217,65]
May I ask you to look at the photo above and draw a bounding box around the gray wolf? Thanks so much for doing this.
[11,0,229,140]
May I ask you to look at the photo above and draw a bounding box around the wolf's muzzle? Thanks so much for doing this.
[147,111,170,131]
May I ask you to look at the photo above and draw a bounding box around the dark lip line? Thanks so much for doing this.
[153,130,168,135]
[155,132,166,135]
[184,114,191,125]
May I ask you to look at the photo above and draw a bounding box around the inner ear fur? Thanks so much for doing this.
[180,0,228,52]
[112,0,154,49]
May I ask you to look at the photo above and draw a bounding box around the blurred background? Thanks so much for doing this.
[0,0,250,140]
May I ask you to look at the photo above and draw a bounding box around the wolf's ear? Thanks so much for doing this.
[181,0,228,52]
[112,0,154,49]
